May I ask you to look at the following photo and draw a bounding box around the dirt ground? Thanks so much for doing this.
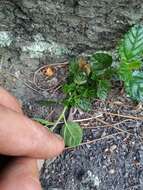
[0,47,143,190]
[40,90,143,190]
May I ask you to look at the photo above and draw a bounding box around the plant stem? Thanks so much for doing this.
[33,118,55,126]
[51,106,68,131]
[63,114,68,126]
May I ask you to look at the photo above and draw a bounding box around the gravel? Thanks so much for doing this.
[40,94,143,190]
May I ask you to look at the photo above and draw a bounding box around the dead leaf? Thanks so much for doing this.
[78,57,91,75]
[42,66,55,77]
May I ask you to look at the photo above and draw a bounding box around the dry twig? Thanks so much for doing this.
[102,111,143,121]
[73,114,103,123]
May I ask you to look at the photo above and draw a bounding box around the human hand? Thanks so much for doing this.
[0,87,64,190]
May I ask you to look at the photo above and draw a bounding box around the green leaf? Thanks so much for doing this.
[90,52,112,76]
[118,63,132,81]
[104,68,117,79]
[97,80,111,100]
[63,83,76,94]
[127,60,142,70]
[61,122,83,147]
[119,25,143,61]
[74,73,87,85]
[125,71,143,102]
[69,59,79,77]
[77,99,91,112]
[118,60,142,82]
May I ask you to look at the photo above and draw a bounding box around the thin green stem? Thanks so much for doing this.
[33,118,55,126]
[51,106,68,131]
[63,114,68,126]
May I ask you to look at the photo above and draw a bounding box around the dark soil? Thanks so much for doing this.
[39,94,143,190]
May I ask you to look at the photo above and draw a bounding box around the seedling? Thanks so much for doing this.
[35,25,143,147]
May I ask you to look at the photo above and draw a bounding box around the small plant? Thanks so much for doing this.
[63,54,113,111]
[35,25,143,148]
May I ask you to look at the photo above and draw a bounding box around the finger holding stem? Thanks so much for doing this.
[51,106,68,131]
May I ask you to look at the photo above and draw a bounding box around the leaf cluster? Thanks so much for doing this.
[118,25,143,101]
[63,53,114,111]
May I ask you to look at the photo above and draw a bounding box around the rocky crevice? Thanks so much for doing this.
[0,0,143,57]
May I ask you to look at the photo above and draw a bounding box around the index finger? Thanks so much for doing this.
[0,105,64,159]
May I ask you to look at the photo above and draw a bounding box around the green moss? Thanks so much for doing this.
[0,32,13,47]
[22,34,70,58]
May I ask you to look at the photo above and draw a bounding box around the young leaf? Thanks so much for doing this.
[104,68,117,79]
[77,99,91,112]
[127,60,142,70]
[125,71,143,102]
[119,25,143,61]
[97,80,111,100]
[74,73,87,85]
[69,59,79,77]
[90,52,112,76]
[61,122,83,147]
[63,83,76,94]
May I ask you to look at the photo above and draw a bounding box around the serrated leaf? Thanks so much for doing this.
[118,63,132,81]
[77,99,91,112]
[125,71,143,102]
[74,73,87,85]
[63,83,76,94]
[119,25,143,61]
[90,52,112,76]
[97,80,111,100]
[69,59,79,76]
[118,59,142,82]
[61,122,83,147]
[104,68,117,79]
[127,60,142,70]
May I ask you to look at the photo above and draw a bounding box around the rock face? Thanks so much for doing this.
[0,0,143,57]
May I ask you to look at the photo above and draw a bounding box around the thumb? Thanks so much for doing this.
[0,104,64,159]
[0,158,42,190]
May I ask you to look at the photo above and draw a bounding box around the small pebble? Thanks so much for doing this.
[109,169,115,174]
[110,145,117,152]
